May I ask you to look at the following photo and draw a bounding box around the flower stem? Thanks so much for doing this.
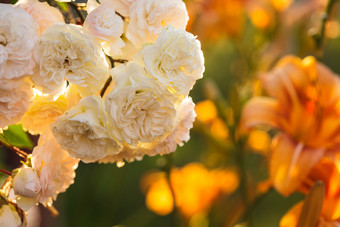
[313,0,339,59]
[100,77,112,97]
[100,55,128,97]
[0,142,28,159]
[0,169,11,176]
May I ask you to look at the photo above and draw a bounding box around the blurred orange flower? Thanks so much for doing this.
[141,163,239,218]
[281,158,340,226]
[242,56,340,196]
[195,100,229,139]
[186,0,246,41]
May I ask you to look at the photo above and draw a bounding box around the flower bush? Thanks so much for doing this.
[2,0,340,226]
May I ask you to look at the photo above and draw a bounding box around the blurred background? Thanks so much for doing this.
[2,0,340,226]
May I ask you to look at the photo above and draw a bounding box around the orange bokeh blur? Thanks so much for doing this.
[141,163,239,218]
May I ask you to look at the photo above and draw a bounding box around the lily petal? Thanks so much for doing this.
[270,133,325,196]
[241,97,279,130]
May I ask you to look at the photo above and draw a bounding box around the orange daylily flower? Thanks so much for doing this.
[281,158,340,226]
[241,55,340,196]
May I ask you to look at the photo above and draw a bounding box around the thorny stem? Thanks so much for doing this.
[0,169,11,176]
[313,0,339,59]
[0,142,28,159]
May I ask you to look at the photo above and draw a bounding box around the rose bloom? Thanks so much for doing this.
[12,130,79,210]
[31,23,109,96]
[105,62,177,146]
[0,4,39,79]
[16,0,64,35]
[126,0,189,48]
[150,96,196,156]
[31,130,79,206]
[21,95,67,135]
[12,167,41,211]
[0,79,32,129]
[98,146,147,164]
[241,56,340,196]
[52,95,122,163]
[84,0,125,56]
[137,25,204,97]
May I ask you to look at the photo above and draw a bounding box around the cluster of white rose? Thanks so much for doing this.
[0,0,204,219]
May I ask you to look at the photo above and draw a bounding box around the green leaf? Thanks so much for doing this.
[0,124,33,150]
[56,2,69,12]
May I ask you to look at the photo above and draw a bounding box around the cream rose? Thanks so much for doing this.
[98,146,147,164]
[0,4,39,79]
[16,0,64,35]
[0,79,32,129]
[137,26,204,97]
[84,0,125,56]
[12,167,40,211]
[100,97,196,163]
[105,62,177,146]
[51,96,122,163]
[31,130,79,206]
[126,0,188,48]
[12,130,79,210]
[21,95,67,135]
[151,96,196,155]
[31,23,109,96]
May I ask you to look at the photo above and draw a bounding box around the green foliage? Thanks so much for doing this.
[0,124,33,150]
[56,2,69,12]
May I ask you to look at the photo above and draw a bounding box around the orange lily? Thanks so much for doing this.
[241,55,340,196]
[281,158,340,226]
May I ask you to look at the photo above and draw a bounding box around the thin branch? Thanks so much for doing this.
[0,142,28,159]
[100,76,112,97]
[0,169,11,176]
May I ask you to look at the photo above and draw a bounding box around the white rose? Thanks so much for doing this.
[31,130,79,206]
[0,4,39,79]
[0,79,32,129]
[0,204,23,227]
[100,97,196,163]
[105,62,178,146]
[52,96,122,163]
[126,0,189,48]
[150,96,196,155]
[16,0,64,35]
[12,167,41,199]
[12,167,40,211]
[84,0,125,56]
[31,23,109,96]
[137,26,204,97]
[98,146,147,164]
